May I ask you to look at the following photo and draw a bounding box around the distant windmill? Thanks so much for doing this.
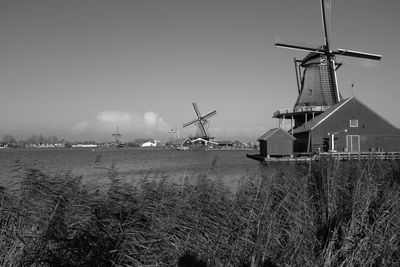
[112,126,123,147]
[183,102,217,140]
[275,0,382,108]
[168,129,180,139]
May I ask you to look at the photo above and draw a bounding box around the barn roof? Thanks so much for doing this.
[293,96,399,134]
[292,98,351,134]
[258,128,296,141]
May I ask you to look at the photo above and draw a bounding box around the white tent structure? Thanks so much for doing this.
[141,140,159,147]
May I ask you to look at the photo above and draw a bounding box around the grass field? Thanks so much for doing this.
[1,158,399,266]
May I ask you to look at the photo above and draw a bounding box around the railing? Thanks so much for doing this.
[249,152,400,162]
[273,106,330,117]
[319,152,400,161]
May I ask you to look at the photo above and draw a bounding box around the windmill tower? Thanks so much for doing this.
[274,0,381,130]
[183,102,217,140]
[112,126,123,147]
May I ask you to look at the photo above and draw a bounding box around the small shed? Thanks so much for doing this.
[258,128,296,156]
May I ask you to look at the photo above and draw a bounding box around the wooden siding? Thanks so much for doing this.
[258,128,295,156]
[295,63,325,106]
[309,98,400,152]
[268,141,293,155]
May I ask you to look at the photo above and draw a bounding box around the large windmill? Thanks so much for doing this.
[273,0,382,129]
[183,102,217,140]
[248,0,399,160]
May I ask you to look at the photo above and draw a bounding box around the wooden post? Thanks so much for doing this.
[291,115,294,136]
[283,116,286,131]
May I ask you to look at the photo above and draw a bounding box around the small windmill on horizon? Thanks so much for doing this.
[183,102,217,141]
[112,126,123,147]
[168,129,180,140]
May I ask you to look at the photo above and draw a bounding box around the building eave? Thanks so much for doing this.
[354,97,400,130]
[310,97,353,130]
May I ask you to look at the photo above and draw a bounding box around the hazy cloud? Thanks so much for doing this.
[72,110,170,140]
[71,111,265,142]
[96,111,132,123]
[144,111,169,132]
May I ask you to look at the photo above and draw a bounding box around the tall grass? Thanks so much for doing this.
[0,158,399,266]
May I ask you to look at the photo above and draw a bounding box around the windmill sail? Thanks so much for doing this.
[335,49,381,61]
[196,121,208,137]
[183,118,199,128]
[321,0,332,50]
[183,102,217,139]
[275,0,381,108]
[202,110,217,120]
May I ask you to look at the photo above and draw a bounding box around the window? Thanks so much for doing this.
[346,135,360,152]
[350,119,358,127]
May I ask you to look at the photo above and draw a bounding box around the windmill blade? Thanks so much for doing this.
[183,118,199,128]
[321,0,332,49]
[275,42,324,54]
[197,121,208,137]
[202,110,217,120]
[335,55,381,67]
[192,102,202,118]
[335,49,382,61]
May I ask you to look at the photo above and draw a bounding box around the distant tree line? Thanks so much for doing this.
[1,134,63,147]
[0,134,159,148]
[1,134,17,144]
[25,134,59,145]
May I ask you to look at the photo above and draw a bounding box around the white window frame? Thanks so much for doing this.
[349,119,358,128]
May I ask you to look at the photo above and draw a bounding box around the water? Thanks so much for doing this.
[0,148,262,191]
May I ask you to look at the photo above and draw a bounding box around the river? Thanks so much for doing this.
[0,148,264,191]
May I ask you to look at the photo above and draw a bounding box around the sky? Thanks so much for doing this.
[1,0,400,142]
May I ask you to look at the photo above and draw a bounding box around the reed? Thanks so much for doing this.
[0,158,399,266]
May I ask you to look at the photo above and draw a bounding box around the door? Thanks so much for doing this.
[346,135,360,152]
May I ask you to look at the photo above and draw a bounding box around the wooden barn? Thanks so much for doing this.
[292,97,400,153]
[258,128,296,156]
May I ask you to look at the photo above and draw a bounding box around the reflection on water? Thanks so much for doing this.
[0,148,265,191]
